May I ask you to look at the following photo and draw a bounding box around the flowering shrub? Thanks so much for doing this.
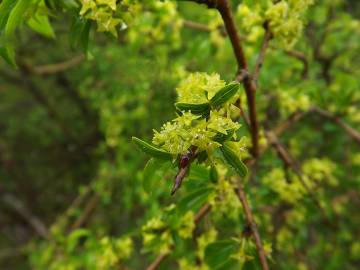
[0,0,359,270]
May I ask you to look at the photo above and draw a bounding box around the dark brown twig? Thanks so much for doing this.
[272,111,306,137]
[236,184,270,270]
[265,131,328,216]
[311,107,360,144]
[1,193,49,239]
[20,55,85,76]
[69,194,99,231]
[284,49,308,79]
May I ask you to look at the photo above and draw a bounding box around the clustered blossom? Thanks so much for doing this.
[263,158,337,204]
[265,0,314,48]
[152,73,241,155]
[176,72,226,103]
[80,0,134,36]
[237,0,314,48]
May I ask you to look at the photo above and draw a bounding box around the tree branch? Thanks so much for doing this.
[272,111,306,137]
[183,20,212,32]
[1,193,49,239]
[215,0,259,157]
[146,253,168,270]
[236,183,270,270]
[69,194,99,231]
[284,49,308,79]
[311,107,360,144]
[265,131,328,216]
[19,55,85,76]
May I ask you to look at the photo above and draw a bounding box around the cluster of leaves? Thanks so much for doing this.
[133,72,248,194]
[237,0,314,48]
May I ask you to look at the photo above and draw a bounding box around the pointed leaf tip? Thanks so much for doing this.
[132,137,172,160]
[210,83,240,108]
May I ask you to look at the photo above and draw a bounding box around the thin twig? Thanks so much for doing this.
[146,253,168,270]
[183,19,228,37]
[183,20,211,32]
[265,131,328,217]
[69,194,99,231]
[194,203,212,224]
[272,111,306,137]
[236,184,270,270]
[284,49,308,79]
[311,107,360,144]
[20,55,85,76]
[1,193,49,239]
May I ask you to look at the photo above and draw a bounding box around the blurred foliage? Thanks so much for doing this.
[0,0,359,269]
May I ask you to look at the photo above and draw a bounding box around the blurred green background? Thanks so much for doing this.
[0,0,360,269]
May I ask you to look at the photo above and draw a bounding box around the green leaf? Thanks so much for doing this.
[210,83,240,108]
[27,13,55,39]
[175,102,210,115]
[0,0,31,66]
[205,240,240,269]
[69,15,91,56]
[67,229,90,253]
[187,164,210,183]
[132,137,172,160]
[213,129,235,143]
[210,166,218,183]
[178,186,214,214]
[220,144,248,178]
[143,158,173,193]
[0,0,17,31]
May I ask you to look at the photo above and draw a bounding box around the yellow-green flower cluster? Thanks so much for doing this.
[80,0,133,36]
[223,138,250,160]
[178,258,210,270]
[214,177,242,219]
[232,239,255,265]
[196,228,218,260]
[142,217,173,254]
[237,4,263,32]
[153,112,217,155]
[178,211,195,238]
[265,0,314,48]
[127,1,182,47]
[114,237,134,260]
[152,111,239,155]
[152,73,241,155]
[302,158,338,186]
[211,164,243,219]
[176,73,226,104]
[278,89,310,116]
[263,168,306,204]
[96,236,133,269]
[264,158,337,204]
